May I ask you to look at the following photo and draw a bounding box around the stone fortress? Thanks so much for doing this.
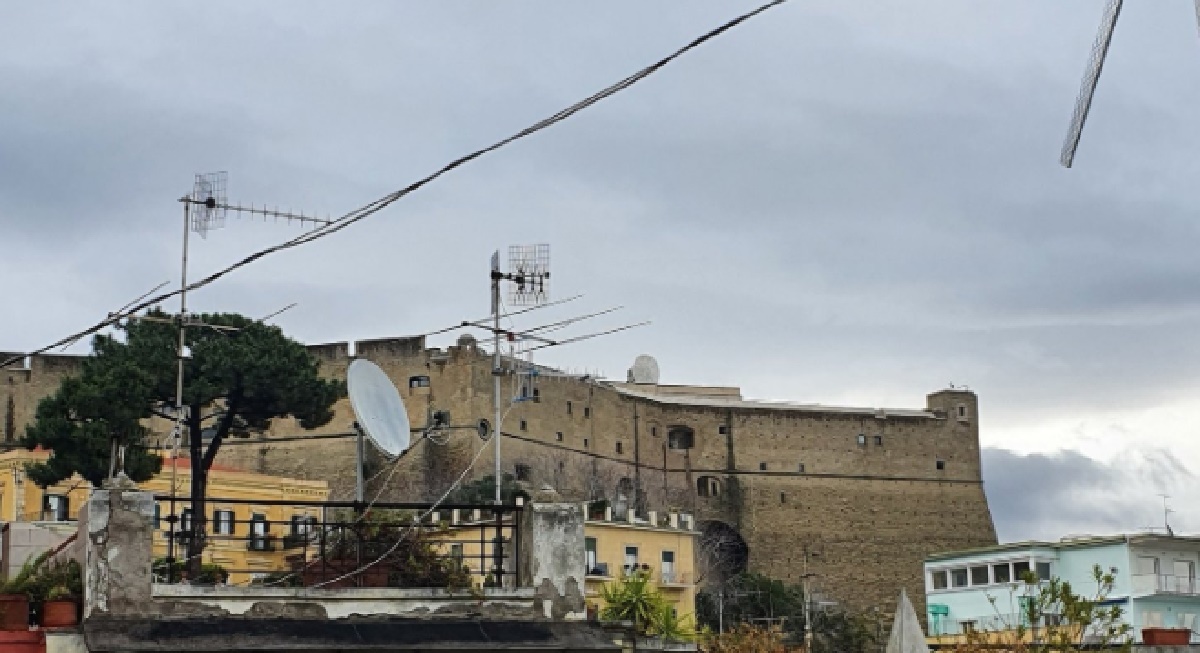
[2,336,997,617]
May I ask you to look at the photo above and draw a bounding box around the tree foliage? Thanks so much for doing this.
[600,569,694,642]
[702,623,787,653]
[23,309,343,573]
[955,565,1132,653]
[444,473,529,505]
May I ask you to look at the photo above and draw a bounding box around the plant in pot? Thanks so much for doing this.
[41,585,78,628]
[0,552,49,631]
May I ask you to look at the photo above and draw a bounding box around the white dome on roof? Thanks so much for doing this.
[627,355,660,385]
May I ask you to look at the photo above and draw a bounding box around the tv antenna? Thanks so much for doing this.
[488,245,551,505]
[1060,0,1200,168]
[1160,493,1175,536]
[347,358,412,504]
[168,171,331,553]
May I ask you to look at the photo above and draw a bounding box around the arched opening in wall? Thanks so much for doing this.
[697,520,749,587]
[697,475,722,498]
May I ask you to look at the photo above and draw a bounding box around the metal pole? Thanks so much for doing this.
[803,551,814,652]
[355,424,365,504]
[719,588,724,634]
[168,199,190,581]
[492,262,502,506]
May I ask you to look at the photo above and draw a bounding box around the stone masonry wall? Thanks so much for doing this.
[3,337,997,619]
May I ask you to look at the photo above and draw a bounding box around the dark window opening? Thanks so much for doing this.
[532,387,540,401]
[697,476,722,497]
[758,462,767,471]
[556,431,563,442]
[798,463,806,473]
[584,406,591,418]
[651,427,658,437]
[515,463,532,482]
[519,419,527,431]
[667,426,695,450]
[408,375,430,388]
[936,459,946,471]
[583,438,589,448]
[719,425,730,435]
[616,442,623,454]
[874,435,883,446]
[567,401,573,415]
[780,492,786,504]
[43,494,69,521]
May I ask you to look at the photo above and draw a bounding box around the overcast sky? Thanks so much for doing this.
[4,2,1200,542]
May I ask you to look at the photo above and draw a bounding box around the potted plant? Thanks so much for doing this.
[40,585,78,628]
[0,552,48,631]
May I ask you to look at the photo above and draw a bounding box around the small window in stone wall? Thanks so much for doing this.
[520,420,527,431]
[936,459,945,471]
[759,462,767,471]
[567,401,573,415]
[856,434,866,446]
[719,425,730,435]
[798,463,806,473]
[584,406,591,418]
[584,438,589,448]
[668,427,695,450]
[780,492,786,504]
[697,476,722,497]
[556,432,563,442]
[874,435,883,446]
[651,427,658,437]
[616,442,624,454]
[957,404,969,421]
[408,375,430,388]
[515,463,532,482]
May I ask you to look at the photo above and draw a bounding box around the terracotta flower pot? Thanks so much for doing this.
[1143,628,1191,645]
[0,594,30,631]
[40,600,78,628]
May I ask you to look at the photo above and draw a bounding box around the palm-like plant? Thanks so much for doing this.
[600,569,693,642]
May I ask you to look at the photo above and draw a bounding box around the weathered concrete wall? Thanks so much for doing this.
[519,490,587,620]
[1,522,73,580]
[82,485,156,619]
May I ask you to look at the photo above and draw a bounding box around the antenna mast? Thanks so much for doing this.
[489,244,551,505]
[168,171,330,577]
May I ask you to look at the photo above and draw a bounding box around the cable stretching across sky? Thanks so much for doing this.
[0,0,788,371]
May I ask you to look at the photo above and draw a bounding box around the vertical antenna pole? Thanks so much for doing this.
[168,199,190,581]
[492,251,503,506]
[355,424,365,505]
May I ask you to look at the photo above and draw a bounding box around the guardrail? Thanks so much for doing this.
[154,496,523,589]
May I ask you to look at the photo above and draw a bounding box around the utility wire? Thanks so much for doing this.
[1,0,787,372]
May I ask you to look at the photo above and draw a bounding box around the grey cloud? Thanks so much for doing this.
[983,447,1196,542]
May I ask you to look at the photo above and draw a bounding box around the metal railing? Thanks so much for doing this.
[1132,573,1200,596]
[154,496,523,589]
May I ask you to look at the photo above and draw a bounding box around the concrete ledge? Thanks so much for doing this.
[151,584,538,619]
[83,615,621,652]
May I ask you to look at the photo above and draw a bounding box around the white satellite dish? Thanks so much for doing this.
[347,359,411,502]
[628,354,660,385]
[348,358,410,458]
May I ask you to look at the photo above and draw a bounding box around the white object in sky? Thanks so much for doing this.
[628,354,660,385]
[347,358,410,459]
[886,589,929,653]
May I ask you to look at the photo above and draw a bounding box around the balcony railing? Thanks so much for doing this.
[1132,573,1200,596]
[155,496,523,589]
[659,570,692,586]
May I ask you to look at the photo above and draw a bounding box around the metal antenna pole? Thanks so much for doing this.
[492,252,503,506]
[167,198,190,580]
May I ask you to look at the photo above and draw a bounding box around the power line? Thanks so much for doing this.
[1,0,788,371]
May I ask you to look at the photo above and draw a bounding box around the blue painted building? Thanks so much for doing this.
[923,534,1200,644]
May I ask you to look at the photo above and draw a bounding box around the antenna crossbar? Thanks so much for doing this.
[180,198,334,227]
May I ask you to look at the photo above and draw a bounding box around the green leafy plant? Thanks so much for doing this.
[600,569,694,642]
[1,551,52,596]
[23,309,344,578]
[956,564,1133,653]
[26,557,82,603]
[702,623,787,653]
[45,585,73,602]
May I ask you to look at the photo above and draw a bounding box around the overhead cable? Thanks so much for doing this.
[1,0,788,371]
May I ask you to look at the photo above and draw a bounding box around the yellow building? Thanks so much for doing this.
[436,504,698,622]
[582,508,698,624]
[0,449,329,584]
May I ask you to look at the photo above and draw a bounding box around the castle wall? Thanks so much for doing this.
[1,338,997,618]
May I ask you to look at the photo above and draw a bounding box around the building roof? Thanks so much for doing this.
[610,385,937,418]
[926,533,1200,562]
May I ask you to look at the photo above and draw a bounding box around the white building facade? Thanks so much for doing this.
[924,534,1200,644]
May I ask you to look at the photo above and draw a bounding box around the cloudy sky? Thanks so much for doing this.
[4,2,1200,541]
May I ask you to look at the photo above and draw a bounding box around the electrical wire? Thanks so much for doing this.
[1,0,788,372]
[308,402,519,588]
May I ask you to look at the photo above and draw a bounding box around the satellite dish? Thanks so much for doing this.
[628,355,660,385]
[347,359,410,460]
